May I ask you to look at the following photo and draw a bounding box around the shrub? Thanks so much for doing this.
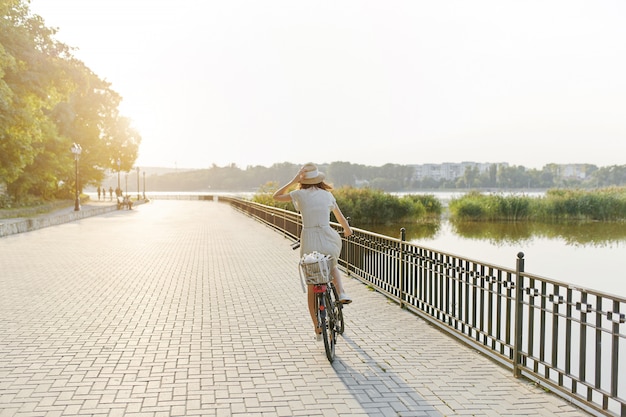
[332,187,437,225]
[252,185,437,226]
[400,194,442,216]
[450,199,485,220]
[251,181,294,211]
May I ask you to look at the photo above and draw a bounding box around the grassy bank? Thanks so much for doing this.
[0,200,74,219]
[0,195,95,219]
[449,187,626,222]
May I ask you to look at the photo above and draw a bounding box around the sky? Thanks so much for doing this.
[28,0,626,170]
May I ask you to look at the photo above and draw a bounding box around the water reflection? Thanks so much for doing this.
[366,220,626,248]
[363,220,626,297]
[364,222,441,240]
[450,220,626,248]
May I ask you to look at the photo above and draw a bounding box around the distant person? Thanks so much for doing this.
[97,186,101,200]
[109,187,113,201]
[273,163,353,340]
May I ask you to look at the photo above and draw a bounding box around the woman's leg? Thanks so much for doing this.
[308,285,319,333]
[331,266,352,303]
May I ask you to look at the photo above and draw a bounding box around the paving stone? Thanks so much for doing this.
[0,200,592,416]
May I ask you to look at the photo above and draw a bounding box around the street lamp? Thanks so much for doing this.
[136,166,140,200]
[70,143,82,211]
[143,171,146,199]
[116,158,121,195]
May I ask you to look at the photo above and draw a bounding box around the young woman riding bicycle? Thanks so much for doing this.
[273,163,353,340]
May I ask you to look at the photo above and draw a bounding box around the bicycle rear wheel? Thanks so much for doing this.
[317,291,335,362]
[329,283,344,335]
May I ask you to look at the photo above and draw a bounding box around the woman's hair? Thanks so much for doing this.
[299,181,333,191]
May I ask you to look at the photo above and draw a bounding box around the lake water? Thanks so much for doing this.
[370,188,626,299]
[368,220,626,298]
[379,190,625,298]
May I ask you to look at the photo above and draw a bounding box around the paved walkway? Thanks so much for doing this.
[0,200,591,417]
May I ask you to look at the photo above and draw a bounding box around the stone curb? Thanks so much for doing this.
[0,203,142,238]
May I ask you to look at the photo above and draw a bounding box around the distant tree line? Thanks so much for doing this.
[1,1,140,207]
[144,162,626,192]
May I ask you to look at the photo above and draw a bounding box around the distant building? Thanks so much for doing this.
[411,162,508,181]
[410,162,593,182]
[559,164,588,180]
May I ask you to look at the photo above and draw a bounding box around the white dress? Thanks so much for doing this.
[290,188,342,267]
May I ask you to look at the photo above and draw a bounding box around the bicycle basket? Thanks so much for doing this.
[299,252,333,285]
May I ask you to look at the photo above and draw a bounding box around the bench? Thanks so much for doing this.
[117,196,133,210]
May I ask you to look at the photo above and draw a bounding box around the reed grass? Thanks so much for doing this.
[449,187,626,221]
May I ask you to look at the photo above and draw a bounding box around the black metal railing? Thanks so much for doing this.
[211,196,625,417]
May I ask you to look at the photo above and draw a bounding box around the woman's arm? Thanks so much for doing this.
[332,206,353,237]
[273,169,304,202]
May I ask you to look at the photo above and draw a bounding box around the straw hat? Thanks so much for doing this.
[299,163,325,184]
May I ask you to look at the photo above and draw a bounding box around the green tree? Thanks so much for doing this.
[457,165,479,189]
[1,1,141,203]
[328,161,357,187]
[1,0,70,195]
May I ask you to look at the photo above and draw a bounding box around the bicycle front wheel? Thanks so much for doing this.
[317,292,335,362]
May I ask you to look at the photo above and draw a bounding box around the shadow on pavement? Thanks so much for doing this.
[334,334,443,417]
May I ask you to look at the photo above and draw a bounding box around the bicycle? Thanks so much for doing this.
[292,241,344,362]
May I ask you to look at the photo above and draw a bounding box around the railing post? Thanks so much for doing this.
[513,251,525,378]
[345,217,352,276]
[346,235,352,277]
[399,228,406,309]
